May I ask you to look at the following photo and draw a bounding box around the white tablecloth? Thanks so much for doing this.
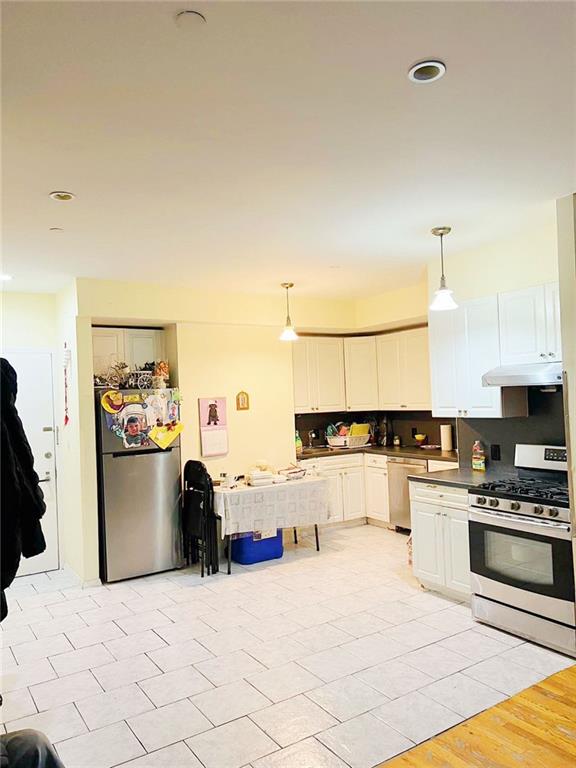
[213,477,329,538]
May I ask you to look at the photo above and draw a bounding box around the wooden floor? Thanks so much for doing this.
[383,665,576,767]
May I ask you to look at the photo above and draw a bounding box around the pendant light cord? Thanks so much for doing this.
[285,286,291,325]
[440,233,445,281]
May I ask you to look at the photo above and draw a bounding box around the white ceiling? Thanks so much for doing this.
[3,1,574,296]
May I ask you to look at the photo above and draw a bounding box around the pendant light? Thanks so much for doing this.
[429,226,458,311]
[279,282,299,341]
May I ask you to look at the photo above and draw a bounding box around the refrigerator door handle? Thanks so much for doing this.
[111,447,173,458]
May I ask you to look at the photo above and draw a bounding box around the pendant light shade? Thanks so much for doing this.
[429,226,458,312]
[279,282,299,341]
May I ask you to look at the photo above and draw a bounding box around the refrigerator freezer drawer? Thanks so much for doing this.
[101,448,182,581]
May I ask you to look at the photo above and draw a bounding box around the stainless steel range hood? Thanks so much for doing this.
[482,362,563,387]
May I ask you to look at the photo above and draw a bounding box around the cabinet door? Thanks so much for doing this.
[92,328,125,375]
[292,340,315,413]
[428,310,462,417]
[399,328,431,410]
[365,467,389,522]
[498,286,547,365]
[342,468,365,520]
[376,334,401,409]
[322,469,344,523]
[443,507,471,596]
[411,501,444,586]
[315,338,346,412]
[461,296,503,418]
[545,282,562,361]
[343,337,379,411]
[125,329,165,369]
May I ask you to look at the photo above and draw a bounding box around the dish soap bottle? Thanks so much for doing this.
[472,440,486,471]
[295,430,303,457]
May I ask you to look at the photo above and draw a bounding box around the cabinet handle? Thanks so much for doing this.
[540,353,547,358]
[549,352,556,357]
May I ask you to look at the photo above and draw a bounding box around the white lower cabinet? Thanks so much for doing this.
[323,469,345,523]
[342,467,365,521]
[299,456,365,523]
[410,482,470,598]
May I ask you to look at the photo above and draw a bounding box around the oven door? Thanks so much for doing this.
[469,508,575,625]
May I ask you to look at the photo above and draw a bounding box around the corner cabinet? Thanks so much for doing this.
[499,283,561,365]
[429,295,527,419]
[343,337,379,411]
[377,328,431,411]
[292,338,346,414]
[409,481,470,599]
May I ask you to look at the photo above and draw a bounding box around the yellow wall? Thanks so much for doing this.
[1,292,57,350]
[427,202,558,301]
[556,195,575,495]
[355,279,428,330]
[177,323,296,477]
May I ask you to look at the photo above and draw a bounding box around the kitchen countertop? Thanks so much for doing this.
[298,446,459,462]
[408,465,518,488]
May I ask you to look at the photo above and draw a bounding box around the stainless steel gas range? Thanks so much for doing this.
[468,444,575,657]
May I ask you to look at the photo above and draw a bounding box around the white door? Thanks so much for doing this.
[322,469,344,523]
[315,338,346,412]
[5,351,59,575]
[124,329,165,369]
[545,282,562,361]
[428,310,462,417]
[411,501,444,586]
[292,340,314,413]
[365,467,389,522]
[399,328,431,410]
[343,337,379,411]
[342,468,365,520]
[442,507,471,596]
[498,286,547,365]
[92,327,125,375]
[376,334,401,410]
[461,296,503,418]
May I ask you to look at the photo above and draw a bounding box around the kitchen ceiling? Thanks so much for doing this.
[2,1,574,296]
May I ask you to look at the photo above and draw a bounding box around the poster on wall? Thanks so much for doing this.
[199,397,228,457]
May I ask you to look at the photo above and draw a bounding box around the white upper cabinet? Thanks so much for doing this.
[344,337,379,411]
[92,327,165,376]
[92,328,125,375]
[428,309,462,418]
[429,296,527,419]
[377,328,431,411]
[545,282,562,361]
[498,286,547,365]
[292,337,346,413]
[124,329,166,369]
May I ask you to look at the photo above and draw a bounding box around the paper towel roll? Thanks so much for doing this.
[440,424,453,452]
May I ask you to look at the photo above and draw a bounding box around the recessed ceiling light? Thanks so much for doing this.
[175,10,207,28]
[408,60,446,83]
[49,191,75,201]
[0,274,13,282]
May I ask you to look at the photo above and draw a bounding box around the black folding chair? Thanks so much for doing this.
[182,460,220,576]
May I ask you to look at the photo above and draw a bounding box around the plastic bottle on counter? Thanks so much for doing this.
[472,440,486,471]
[295,431,303,456]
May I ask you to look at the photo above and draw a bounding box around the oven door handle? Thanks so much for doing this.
[469,508,571,540]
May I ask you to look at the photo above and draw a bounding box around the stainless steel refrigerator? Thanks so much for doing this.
[95,388,183,582]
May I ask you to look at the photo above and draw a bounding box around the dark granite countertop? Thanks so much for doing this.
[298,446,459,462]
[408,466,518,488]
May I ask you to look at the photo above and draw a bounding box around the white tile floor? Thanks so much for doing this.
[1,525,574,768]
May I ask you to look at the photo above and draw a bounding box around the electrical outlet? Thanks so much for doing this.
[490,444,501,461]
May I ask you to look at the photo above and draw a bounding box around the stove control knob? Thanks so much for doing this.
[510,501,521,511]
[489,498,499,507]
[534,505,544,515]
[548,508,559,518]
[476,496,487,505]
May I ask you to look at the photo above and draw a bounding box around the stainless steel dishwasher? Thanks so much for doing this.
[387,457,428,529]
